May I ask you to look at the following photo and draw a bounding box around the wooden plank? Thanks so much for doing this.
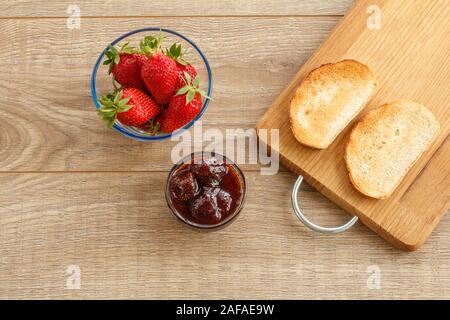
[0,17,339,171]
[0,172,449,299]
[1,0,352,18]
[257,0,450,250]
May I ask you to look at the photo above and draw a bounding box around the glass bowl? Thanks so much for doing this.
[90,28,213,141]
[165,152,247,230]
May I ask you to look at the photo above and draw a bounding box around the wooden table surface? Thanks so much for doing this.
[1,0,449,299]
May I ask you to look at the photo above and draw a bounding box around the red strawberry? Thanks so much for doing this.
[141,53,177,104]
[160,73,209,133]
[98,87,161,128]
[165,43,198,90]
[160,94,202,133]
[104,44,146,90]
[175,64,197,90]
[139,35,178,105]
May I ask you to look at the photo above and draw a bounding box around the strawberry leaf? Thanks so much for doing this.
[140,33,164,55]
[120,42,138,54]
[197,89,208,97]
[177,57,189,66]
[183,71,192,84]
[97,89,134,128]
[143,118,165,136]
[107,116,116,128]
[192,74,200,88]
[176,85,190,96]
[198,90,211,100]
[113,90,121,104]
[104,45,120,74]
[176,73,210,104]
[118,95,131,105]
[165,43,190,65]
[119,104,133,113]
[186,90,195,105]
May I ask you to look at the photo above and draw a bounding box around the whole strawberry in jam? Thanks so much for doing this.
[160,72,209,133]
[189,187,233,224]
[216,188,232,213]
[191,156,228,187]
[97,88,161,128]
[103,44,147,90]
[169,170,198,202]
[190,188,222,224]
[139,35,178,105]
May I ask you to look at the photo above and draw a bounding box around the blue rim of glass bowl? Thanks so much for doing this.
[90,27,213,141]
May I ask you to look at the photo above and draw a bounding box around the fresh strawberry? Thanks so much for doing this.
[160,94,202,133]
[139,35,178,105]
[175,64,197,90]
[98,87,161,128]
[160,73,209,133]
[140,53,178,104]
[165,43,198,90]
[103,44,146,90]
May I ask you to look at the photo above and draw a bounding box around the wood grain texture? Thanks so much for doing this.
[2,0,353,17]
[0,0,449,299]
[257,0,450,250]
[0,172,449,299]
[0,17,339,171]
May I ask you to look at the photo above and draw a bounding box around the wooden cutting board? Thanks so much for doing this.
[256,0,450,251]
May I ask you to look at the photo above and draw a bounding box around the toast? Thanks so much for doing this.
[290,60,376,149]
[345,100,440,199]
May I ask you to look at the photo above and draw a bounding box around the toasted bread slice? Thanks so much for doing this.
[345,100,440,199]
[290,60,376,149]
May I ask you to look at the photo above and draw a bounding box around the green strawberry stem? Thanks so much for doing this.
[97,90,132,128]
[140,31,164,55]
[176,72,211,105]
[111,75,121,91]
[142,118,165,136]
[165,43,190,65]
[103,43,137,74]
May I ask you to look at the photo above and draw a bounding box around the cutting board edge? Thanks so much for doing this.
[276,147,439,251]
[256,124,448,251]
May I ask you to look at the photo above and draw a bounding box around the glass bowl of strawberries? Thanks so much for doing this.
[91,28,212,141]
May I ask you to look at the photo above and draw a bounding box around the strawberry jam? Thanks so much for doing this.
[166,152,246,228]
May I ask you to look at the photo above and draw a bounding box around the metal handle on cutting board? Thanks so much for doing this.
[291,175,359,234]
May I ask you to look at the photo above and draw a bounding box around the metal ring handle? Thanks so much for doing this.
[291,175,358,234]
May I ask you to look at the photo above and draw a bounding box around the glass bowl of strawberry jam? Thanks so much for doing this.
[165,152,247,230]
